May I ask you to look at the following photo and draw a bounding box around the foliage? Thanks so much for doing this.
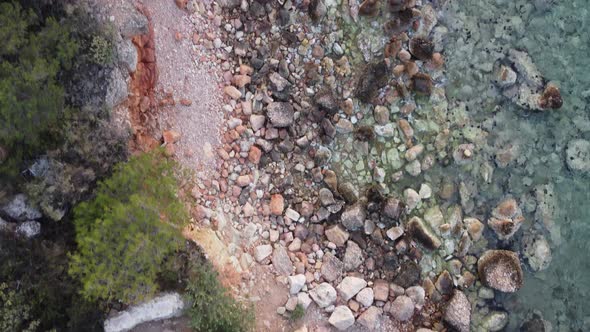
[185,262,255,332]
[0,282,40,332]
[0,231,104,332]
[0,1,79,176]
[89,35,113,65]
[290,304,305,321]
[69,151,187,303]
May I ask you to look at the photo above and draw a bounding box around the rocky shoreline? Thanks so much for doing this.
[174,0,569,330]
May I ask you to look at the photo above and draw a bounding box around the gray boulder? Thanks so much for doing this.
[3,194,42,221]
[104,293,184,332]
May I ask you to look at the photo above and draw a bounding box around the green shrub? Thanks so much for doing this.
[290,304,305,321]
[185,262,255,332]
[0,282,40,332]
[0,1,79,175]
[89,35,113,65]
[69,151,187,303]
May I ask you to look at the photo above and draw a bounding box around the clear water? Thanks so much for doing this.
[329,0,590,329]
[441,0,590,330]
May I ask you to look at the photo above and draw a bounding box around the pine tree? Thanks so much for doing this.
[69,152,187,303]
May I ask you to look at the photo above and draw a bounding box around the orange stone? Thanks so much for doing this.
[180,98,192,106]
[270,194,285,216]
[163,130,181,144]
[248,146,262,164]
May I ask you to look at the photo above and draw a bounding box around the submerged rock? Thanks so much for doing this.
[565,139,590,173]
[444,290,471,332]
[523,233,552,271]
[482,310,509,331]
[539,83,563,109]
[478,250,524,293]
[407,216,441,250]
[356,61,389,103]
[409,37,434,61]
[359,0,380,16]
[393,261,421,288]
[488,198,524,240]
[411,73,433,96]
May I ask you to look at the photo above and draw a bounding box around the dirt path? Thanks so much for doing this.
[144,0,223,173]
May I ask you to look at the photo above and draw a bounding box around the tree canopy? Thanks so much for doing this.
[69,152,187,303]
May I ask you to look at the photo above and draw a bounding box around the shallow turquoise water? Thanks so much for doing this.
[442,0,590,329]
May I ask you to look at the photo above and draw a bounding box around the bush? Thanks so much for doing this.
[69,151,187,303]
[185,262,255,332]
[0,1,79,176]
[0,282,40,332]
[0,231,104,332]
[89,35,113,65]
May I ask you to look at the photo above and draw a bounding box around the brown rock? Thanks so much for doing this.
[477,250,524,293]
[325,225,350,247]
[411,73,433,96]
[539,83,563,109]
[373,280,390,302]
[409,37,434,61]
[175,0,188,9]
[321,252,344,282]
[232,74,251,88]
[248,146,262,164]
[270,194,285,216]
[163,130,181,144]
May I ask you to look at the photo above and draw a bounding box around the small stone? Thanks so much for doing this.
[337,277,368,301]
[394,261,421,288]
[289,274,306,294]
[232,74,251,88]
[411,73,433,95]
[16,221,41,238]
[285,208,300,222]
[419,184,432,199]
[382,197,403,220]
[374,105,390,125]
[404,188,421,211]
[325,225,350,247]
[328,306,355,331]
[248,146,262,164]
[444,290,471,332]
[390,295,414,321]
[310,282,337,308]
[523,233,552,271]
[373,280,389,302]
[2,194,42,221]
[357,306,382,329]
[236,175,251,187]
[435,270,453,295]
[285,296,298,311]
[478,250,524,293]
[356,288,374,307]
[319,188,336,206]
[409,37,434,61]
[495,65,517,87]
[335,119,354,134]
[270,194,285,216]
[254,244,273,262]
[298,292,312,309]
[343,241,364,271]
[321,252,344,282]
[405,286,425,309]
[405,144,424,161]
[224,86,242,99]
[267,102,294,127]
[272,245,294,276]
[482,311,509,331]
[386,226,404,241]
[464,217,484,241]
[341,203,366,231]
[250,114,266,131]
[566,139,590,173]
[488,198,524,240]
